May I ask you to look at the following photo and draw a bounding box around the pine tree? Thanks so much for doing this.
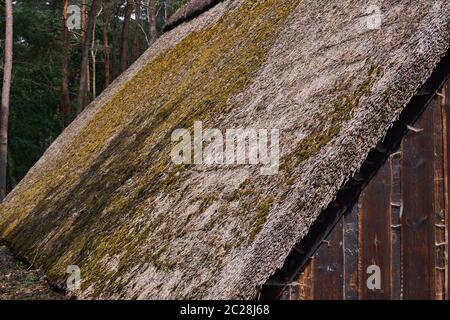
[0,0,13,201]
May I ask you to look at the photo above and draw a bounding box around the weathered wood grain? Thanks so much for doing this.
[443,82,450,300]
[433,89,446,300]
[358,164,392,299]
[343,205,359,300]
[297,260,314,300]
[311,222,343,300]
[390,152,402,300]
[401,97,436,299]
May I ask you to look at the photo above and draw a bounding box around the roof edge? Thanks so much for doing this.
[163,0,224,33]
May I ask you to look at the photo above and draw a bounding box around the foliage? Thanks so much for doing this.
[0,0,188,190]
[1,1,61,188]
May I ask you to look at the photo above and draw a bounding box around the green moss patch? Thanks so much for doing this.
[1,0,303,299]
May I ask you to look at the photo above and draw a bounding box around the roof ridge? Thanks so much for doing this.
[163,0,224,32]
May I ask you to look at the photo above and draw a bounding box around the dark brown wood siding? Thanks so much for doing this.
[280,80,450,300]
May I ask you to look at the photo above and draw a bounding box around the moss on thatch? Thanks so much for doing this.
[1,0,450,300]
[1,0,304,299]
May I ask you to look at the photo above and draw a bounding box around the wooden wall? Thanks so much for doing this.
[280,80,450,300]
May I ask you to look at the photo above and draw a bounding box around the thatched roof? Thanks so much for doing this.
[1,0,450,299]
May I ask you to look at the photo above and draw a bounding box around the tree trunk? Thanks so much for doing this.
[0,0,13,201]
[77,0,100,114]
[91,24,97,99]
[132,0,141,62]
[164,0,170,21]
[120,0,133,73]
[103,4,111,88]
[7,148,17,190]
[147,0,157,45]
[111,14,118,80]
[61,0,72,128]
[81,0,87,43]
[82,0,89,98]
[91,4,103,99]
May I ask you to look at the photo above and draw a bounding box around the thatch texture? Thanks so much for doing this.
[1,0,450,299]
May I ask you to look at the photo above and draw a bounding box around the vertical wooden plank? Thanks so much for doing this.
[297,260,314,300]
[434,87,446,300]
[343,204,359,300]
[358,163,392,299]
[279,258,314,300]
[443,81,450,300]
[311,221,344,299]
[401,97,436,299]
[390,152,402,300]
